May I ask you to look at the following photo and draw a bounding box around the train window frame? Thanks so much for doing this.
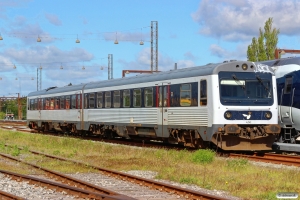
[89,93,95,108]
[144,87,153,107]
[113,90,120,108]
[200,80,207,106]
[123,89,130,107]
[105,91,111,108]
[133,89,141,107]
[97,92,103,108]
[180,84,191,106]
[284,76,293,94]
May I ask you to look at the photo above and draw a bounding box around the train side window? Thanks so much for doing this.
[89,93,95,108]
[97,92,103,108]
[55,97,60,109]
[123,90,130,107]
[105,91,111,108]
[30,99,34,110]
[71,95,76,109]
[77,94,81,109]
[60,96,65,109]
[49,98,54,110]
[45,98,50,110]
[133,89,141,107]
[66,96,70,109]
[284,76,293,94]
[180,84,191,106]
[114,90,120,108]
[200,80,207,106]
[84,94,88,109]
[144,88,153,107]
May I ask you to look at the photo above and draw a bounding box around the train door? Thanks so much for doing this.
[76,93,82,121]
[280,75,294,125]
[157,85,170,137]
[38,97,43,121]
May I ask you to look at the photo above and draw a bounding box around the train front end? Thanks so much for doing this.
[211,62,280,151]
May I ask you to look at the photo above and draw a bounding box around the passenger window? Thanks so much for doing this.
[123,90,130,107]
[200,80,207,106]
[55,97,60,109]
[180,84,191,106]
[89,93,95,108]
[97,92,103,108]
[45,98,50,110]
[133,89,141,107]
[71,95,76,109]
[50,98,55,110]
[114,91,120,108]
[60,96,65,109]
[105,91,111,108]
[159,86,168,107]
[66,96,70,109]
[144,88,153,107]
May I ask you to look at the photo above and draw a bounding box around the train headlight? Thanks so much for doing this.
[224,111,232,119]
[242,63,248,70]
[265,111,272,119]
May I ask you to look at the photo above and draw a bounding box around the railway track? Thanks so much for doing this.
[0,144,230,200]
[229,152,300,167]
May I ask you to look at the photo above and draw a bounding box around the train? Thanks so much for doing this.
[259,57,300,144]
[27,60,281,151]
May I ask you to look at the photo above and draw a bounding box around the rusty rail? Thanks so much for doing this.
[28,150,230,200]
[0,189,26,200]
[229,152,300,167]
[0,153,135,200]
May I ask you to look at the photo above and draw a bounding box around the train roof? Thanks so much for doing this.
[28,60,271,97]
[257,57,300,79]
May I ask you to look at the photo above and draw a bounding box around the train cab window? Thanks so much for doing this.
[105,91,111,108]
[144,88,153,107]
[133,89,141,107]
[113,91,120,108]
[284,76,293,94]
[200,80,207,106]
[55,97,60,109]
[89,93,95,108]
[71,95,76,109]
[97,92,103,108]
[123,90,130,107]
[50,98,55,110]
[60,96,65,109]
[66,96,70,109]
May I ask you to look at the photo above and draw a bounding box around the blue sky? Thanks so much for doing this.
[0,0,300,97]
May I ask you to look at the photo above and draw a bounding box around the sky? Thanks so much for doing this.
[1,0,300,97]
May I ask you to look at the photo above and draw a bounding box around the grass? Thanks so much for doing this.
[0,129,299,200]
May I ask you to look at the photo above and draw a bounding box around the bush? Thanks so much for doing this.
[191,149,215,164]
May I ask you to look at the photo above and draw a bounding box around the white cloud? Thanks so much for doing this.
[45,13,62,26]
[192,0,300,41]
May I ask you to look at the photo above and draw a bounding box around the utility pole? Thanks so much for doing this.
[151,21,158,72]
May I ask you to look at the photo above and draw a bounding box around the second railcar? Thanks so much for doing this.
[27,60,280,151]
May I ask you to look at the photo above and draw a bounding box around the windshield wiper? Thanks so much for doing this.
[256,75,269,92]
[232,74,245,90]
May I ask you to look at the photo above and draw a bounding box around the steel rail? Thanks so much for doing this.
[29,150,230,200]
[0,190,26,200]
[0,169,128,200]
[0,153,135,200]
[229,153,300,167]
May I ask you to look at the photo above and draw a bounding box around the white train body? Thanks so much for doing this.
[27,61,280,150]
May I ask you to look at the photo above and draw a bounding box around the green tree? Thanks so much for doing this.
[247,17,280,61]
